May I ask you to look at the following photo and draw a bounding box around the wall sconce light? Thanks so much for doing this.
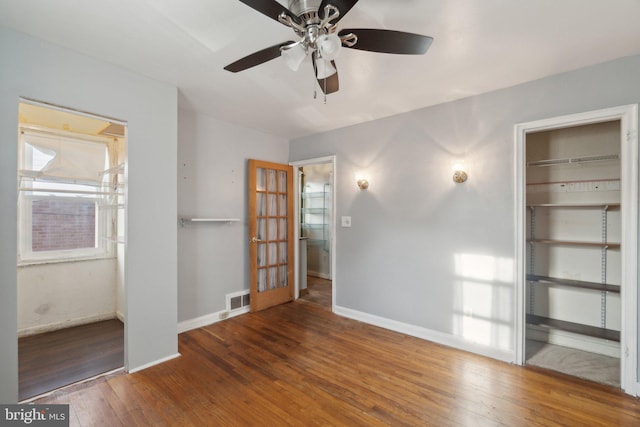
[355,174,369,190]
[452,160,468,184]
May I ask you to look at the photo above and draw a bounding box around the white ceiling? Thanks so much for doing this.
[2,0,640,139]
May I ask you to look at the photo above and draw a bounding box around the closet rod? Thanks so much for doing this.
[527,153,619,167]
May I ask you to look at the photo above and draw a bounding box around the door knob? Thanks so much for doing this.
[250,236,263,243]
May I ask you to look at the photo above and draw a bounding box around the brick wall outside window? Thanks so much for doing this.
[31,199,96,251]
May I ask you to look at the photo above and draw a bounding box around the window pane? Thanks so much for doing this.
[256,168,266,191]
[32,199,96,251]
[257,243,266,267]
[268,242,277,265]
[257,268,266,293]
[256,193,266,216]
[279,218,287,240]
[279,242,287,263]
[278,171,287,193]
[267,170,276,191]
[268,267,278,290]
[279,194,287,216]
[279,265,288,288]
[268,218,277,241]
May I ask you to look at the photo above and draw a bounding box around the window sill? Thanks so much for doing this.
[17,254,117,268]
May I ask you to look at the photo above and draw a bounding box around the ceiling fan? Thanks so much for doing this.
[224,0,433,95]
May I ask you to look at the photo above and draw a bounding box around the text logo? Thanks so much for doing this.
[1,405,69,426]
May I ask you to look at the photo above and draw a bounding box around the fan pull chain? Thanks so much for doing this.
[313,66,317,99]
[322,59,327,104]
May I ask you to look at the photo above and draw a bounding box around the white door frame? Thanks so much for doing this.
[291,155,337,311]
[514,105,638,396]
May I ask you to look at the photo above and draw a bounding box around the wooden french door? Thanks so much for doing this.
[248,159,295,311]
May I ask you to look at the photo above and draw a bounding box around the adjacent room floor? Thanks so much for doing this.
[300,275,332,309]
[525,339,620,388]
[19,319,124,401]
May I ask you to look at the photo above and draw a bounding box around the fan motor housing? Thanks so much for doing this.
[289,0,321,21]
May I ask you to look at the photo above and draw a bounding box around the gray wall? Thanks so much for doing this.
[0,27,178,402]
[177,109,289,323]
[290,55,640,362]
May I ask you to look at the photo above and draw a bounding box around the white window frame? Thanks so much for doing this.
[17,128,117,265]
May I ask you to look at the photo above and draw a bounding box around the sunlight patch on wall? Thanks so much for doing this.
[453,253,514,350]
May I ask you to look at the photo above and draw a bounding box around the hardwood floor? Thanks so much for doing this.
[19,319,124,401]
[299,275,332,309]
[34,301,640,426]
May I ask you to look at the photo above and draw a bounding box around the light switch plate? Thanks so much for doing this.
[341,216,352,227]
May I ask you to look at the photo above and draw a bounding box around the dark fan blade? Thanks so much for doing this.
[339,28,433,54]
[312,55,339,94]
[238,0,301,25]
[224,41,295,72]
[318,0,359,23]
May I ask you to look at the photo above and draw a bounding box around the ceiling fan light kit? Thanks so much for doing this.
[281,42,307,71]
[225,0,433,95]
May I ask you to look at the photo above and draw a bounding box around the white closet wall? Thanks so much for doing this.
[526,120,621,355]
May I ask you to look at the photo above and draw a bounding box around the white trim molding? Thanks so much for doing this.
[177,308,249,334]
[514,104,638,396]
[128,353,181,374]
[334,306,515,363]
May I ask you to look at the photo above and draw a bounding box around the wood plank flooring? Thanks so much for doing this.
[19,319,124,401]
[299,275,332,309]
[34,301,640,426]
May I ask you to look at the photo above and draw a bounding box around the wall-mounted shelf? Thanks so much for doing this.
[528,239,620,249]
[527,314,620,342]
[527,200,620,343]
[180,218,241,227]
[526,274,620,293]
[527,203,620,208]
[301,191,326,198]
[527,154,619,167]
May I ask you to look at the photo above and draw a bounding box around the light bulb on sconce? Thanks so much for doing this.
[452,160,468,184]
[355,173,369,190]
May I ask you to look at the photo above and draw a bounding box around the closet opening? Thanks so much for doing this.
[292,156,336,311]
[515,104,639,396]
[524,121,621,387]
[17,100,127,401]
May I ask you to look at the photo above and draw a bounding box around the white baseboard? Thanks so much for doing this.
[178,306,250,334]
[116,310,125,323]
[527,325,620,358]
[128,353,181,374]
[18,312,118,337]
[334,305,515,363]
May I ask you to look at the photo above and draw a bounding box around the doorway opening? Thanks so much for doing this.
[515,105,638,396]
[292,156,336,311]
[17,99,127,401]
